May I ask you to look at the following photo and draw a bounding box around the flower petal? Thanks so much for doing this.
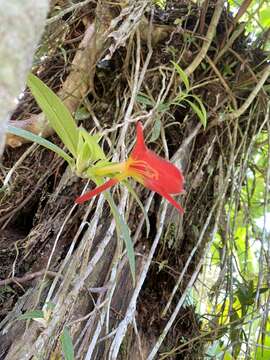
[75,178,118,204]
[131,122,147,158]
[146,183,184,214]
[129,123,184,194]
[144,150,184,194]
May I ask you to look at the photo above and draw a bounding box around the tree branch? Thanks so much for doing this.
[184,0,224,77]
[0,270,61,287]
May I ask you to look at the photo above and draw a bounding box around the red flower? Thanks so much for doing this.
[75,122,184,213]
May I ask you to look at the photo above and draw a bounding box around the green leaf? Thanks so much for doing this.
[223,63,233,76]
[157,102,171,112]
[154,0,166,10]
[185,97,207,128]
[85,175,136,284]
[255,327,270,359]
[150,118,162,142]
[18,310,44,320]
[171,61,190,90]
[79,128,105,161]
[230,309,242,359]
[260,9,270,28]
[236,280,254,310]
[206,341,233,359]
[234,227,255,277]
[76,130,91,174]
[105,192,136,285]
[76,128,106,174]
[75,106,91,121]
[7,125,74,167]
[27,73,79,157]
[60,327,75,360]
[124,181,150,236]
[243,176,266,219]
[136,93,154,106]
[191,95,207,120]
[171,91,188,106]
[44,301,56,311]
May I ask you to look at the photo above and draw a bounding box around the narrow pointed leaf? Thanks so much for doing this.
[185,98,207,128]
[60,327,75,360]
[105,192,136,285]
[18,310,44,320]
[7,125,74,167]
[150,118,162,142]
[172,61,190,90]
[79,128,105,161]
[191,94,207,123]
[27,73,79,157]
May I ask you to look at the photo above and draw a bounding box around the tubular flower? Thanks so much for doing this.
[75,122,185,213]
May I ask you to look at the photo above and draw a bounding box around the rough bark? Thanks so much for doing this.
[0,0,49,156]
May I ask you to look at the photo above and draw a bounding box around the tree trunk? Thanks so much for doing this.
[0,1,269,359]
[0,0,49,155]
